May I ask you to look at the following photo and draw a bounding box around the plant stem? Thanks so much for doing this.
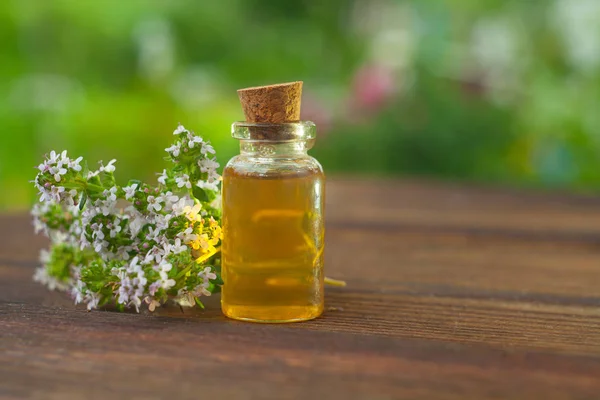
[324,277,346,287]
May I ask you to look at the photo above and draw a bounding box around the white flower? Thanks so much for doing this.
[80,206,98,228]
[174,291,198,306]
[94,240,108,254]
[133,272,147,289]
[100,159,117,173]
[171,238,187,254]
[198,157,219,173]
[69,156,83,172]
[91,223,105,240]
[39,248,51,265]
[127,256,141,272]
[143,250,156,265]
[144,296,161,311]
[187,133,203,149]
[199,266,217,281]
[38,189,51,203]
[147,195,162,212]
[165,144,181,157]
[146,242,169,264]
[173,124,187,135]
[148,282,161,296]
[171,196,194,215]
[118,285,130,305]
[158,262,175,289]
[199,157,221,183]
[50,231,69,245]
[157,169,168,185]
[123,183,138,200]
[48,150,60,164]
[154,213,172,232]
[194,285,211,297]
[147,226,161,241]
[128,214,146,237]
[50,185,65,202]
[198,266,217,292]
[59,150,68,162]
[49,165,68,182]
[34,267,67,291]
[159,261,172,273]
[201,142,215,155]
[94,198,116,216]
[175,174,192,189]
[160,276,176,290]
[116,245,132,261]
[72,280,87,304]
[196,180,219,192]
[177,226,197,243]
[158,191,178,209]
[109,223,122,238]
[32,212,47,234]
[86,293,100,310]
[103,186,118,202]
[183,202,202,222]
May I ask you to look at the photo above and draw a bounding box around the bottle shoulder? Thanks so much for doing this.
[224,154,324,179]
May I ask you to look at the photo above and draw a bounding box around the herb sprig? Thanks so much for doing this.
[31,124,222,312]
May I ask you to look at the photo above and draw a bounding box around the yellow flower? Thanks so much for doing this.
[211,225,222,241]
[183,203,202,222]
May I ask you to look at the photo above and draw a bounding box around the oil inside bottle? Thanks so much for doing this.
[221,167,324,322]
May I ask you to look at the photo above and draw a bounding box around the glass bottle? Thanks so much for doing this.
[221,121,325,323]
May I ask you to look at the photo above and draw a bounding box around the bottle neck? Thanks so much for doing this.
[239,140,314,159]
[232,121,316,159]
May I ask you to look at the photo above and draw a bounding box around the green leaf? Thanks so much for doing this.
[79,192,87,210]
[82,160,90,177]
[213,271,224,286]
[192,186,208,202]
[100,172,115,188]
[127,179,142,187]
[87,174,101,187]
[204,188,217,202]
[172,164,185,172]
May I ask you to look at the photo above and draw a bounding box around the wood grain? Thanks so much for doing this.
[1,179,600,399]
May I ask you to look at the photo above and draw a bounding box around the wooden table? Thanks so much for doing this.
[2,179,599,399]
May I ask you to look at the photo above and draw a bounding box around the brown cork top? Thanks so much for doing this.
[237,81,303,123]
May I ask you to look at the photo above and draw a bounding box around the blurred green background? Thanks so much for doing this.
[1,0,600,210]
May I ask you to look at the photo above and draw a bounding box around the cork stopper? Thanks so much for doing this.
[237,81,303,123]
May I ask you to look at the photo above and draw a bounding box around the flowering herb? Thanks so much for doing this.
[31,124,223,312]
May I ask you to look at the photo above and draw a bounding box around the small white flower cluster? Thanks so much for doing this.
[33,249,70,292]
[72,279,100,311]
[32,124,223,312]
[31,201,82,248]
[196,266,217,297]
[166,124,221,192]
[34,150,82,204]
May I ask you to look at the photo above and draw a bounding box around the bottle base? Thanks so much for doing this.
[222,304,323,323]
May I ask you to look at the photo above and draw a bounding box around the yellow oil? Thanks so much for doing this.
[221,167,325,322]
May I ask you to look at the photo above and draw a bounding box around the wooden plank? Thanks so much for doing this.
[2,302,600,400]
[2,179,600,399]
[327,179,600,236]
